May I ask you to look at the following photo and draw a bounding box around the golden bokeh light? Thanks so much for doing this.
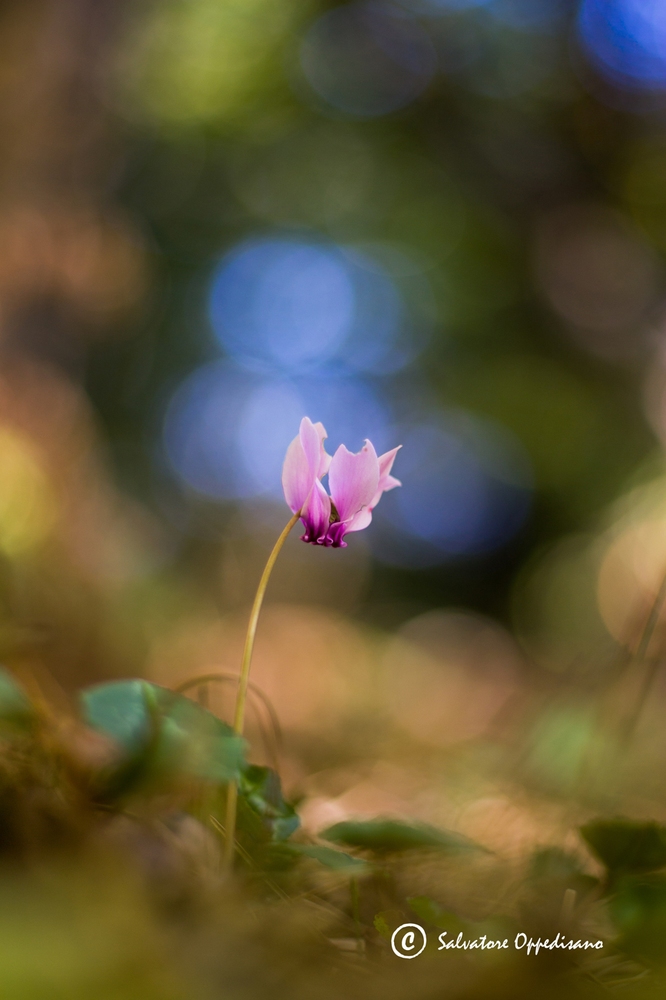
[116,0,304,128]
[0,426,56,556]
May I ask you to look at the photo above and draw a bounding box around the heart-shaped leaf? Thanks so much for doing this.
[80,680,245,799]
[81,680,156,757]
[155,692,245,782]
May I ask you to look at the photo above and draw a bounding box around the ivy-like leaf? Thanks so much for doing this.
[322,818,484,855]
[81,680,156,757]
[80,680,245,799]
[238,765,299,842]
[81,681,298,852]
[155,693,245,783]
[580,818,666,877]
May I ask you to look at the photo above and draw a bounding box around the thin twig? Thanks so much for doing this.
[622,570,666,740]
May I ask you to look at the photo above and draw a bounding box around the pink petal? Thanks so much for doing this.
[282,435,313,513]
[328,440,380,524]
[345,507,373,533]
[312,421,331,478]
[300,479,331,544]
[298,417,324,479]
[377,445,401,482]
[382,474,401,492]
[325,521,348,547]
[369,474,401,511]
[367,446,402,510]
[282,417,330,513]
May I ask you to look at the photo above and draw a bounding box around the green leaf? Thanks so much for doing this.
[155,693,245,783]
[81,680,156,757]
[237,765,300,843]
[0,667,34,727]
[289,844,370,874]
[322,818,484,855]
[80,680,245,799]
[81,682,298,848]
[580,818,666,876]
[80,680,160,800]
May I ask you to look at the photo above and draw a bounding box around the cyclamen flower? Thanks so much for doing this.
[282,417,401,547]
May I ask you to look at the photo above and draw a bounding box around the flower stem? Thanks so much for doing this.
[222,511,300,869]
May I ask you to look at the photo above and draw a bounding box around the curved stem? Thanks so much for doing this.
[222,511,300,869]
[232,512,300,736]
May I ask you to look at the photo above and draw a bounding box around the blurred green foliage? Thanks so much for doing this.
[0,669,647,996]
